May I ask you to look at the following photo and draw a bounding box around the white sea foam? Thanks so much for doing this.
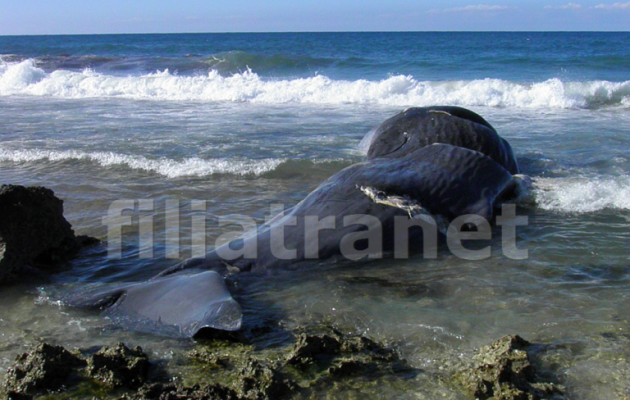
[1,59,629,109]
[0,147,283,178]
[534,176,630,213]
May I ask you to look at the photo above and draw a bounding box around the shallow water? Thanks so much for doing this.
[1,32,629,398]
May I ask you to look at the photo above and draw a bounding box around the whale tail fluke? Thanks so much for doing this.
[67,270,242,338]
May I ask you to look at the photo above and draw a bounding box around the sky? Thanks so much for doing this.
[0,0,628,35]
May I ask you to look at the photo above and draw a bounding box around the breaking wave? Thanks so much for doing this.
[0,147,284,178]
[534,176,630,213]
[1,59,629,109]
[0,147,353,180]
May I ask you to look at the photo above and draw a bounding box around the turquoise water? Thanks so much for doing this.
[1,32,629,398]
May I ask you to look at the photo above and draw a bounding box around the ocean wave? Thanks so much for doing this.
[534,176,630,213]
[1,59,629,109]
[1,51,333,76]
[200,50,334,74]
[0,147,283,178]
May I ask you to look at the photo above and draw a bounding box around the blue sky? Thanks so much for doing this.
[1,0,628,35]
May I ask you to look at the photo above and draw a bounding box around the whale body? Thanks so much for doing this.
[163,143,519,277]
[360,106,519,174]
[70,108,525,337]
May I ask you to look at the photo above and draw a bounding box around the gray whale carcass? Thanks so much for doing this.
[167,143,520,275]
[71,143,525,337]
[360,106,520,174]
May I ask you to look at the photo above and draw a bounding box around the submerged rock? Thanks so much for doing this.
[0,184,98,283]
[86,343,150,388]
[456,335,564,400]
[3,343,85,398]
[237,359,296,400]
[287,332,401,368]
[4,331,414,399]
[286,334,342,366]
[340,335,400,362]
[121,360,296,400]
[121,383,243,400]
[175,330,413,400]
[187,342,298,400]
[327,358,369,377]
[2,342,154,399]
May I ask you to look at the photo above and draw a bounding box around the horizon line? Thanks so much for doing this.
[1,30,629,38]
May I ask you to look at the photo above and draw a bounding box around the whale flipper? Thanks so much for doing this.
[69,270,241,337]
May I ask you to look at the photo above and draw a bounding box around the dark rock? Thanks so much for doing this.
[0,184,98,283]
[186,342,297,400]
[193,327,247,343]
[86,343,150,388]
[183,331,412,399]
[237,359,296,400]
[5,392,33,400]
[4,343,85,397]
[340,336,399,362]
[286,331,401,367]
[327,358,369,377]
[457,335,564,400]
[187,340,254,371]
[189,350,230,369]
[121,383,243,400]
[286,334,341,365]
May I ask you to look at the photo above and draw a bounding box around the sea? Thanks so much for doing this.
[0,32,629,399]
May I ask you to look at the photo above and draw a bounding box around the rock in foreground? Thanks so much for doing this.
[122,383,243,400]
[3,343,85,398]
[87,343,150,388]
[456,335,564,400]
[0,184,97,283]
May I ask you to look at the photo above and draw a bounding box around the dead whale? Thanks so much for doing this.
[70,143,525,337]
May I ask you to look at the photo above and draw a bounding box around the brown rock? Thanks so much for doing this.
[86,343,150,388]
[121,383,243,400]
[286,334,341,365]
[237,359,296,400]
[327,358,369,377]
[457,335,564,400]
[4,343,85,397]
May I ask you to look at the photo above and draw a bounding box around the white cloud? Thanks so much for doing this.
[593,1,630,8]
[427,4,513,13]
[544,3,582,9]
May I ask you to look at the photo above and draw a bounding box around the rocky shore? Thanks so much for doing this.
[2,332,564,400]
[0,185,565,399]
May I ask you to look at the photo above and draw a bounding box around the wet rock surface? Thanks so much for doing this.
[2,342,151,399]
[327,358,368,377]
[121,383,243,400]
[86,343,150,388]
[286,333,341,366]
[286,331,400,367]
[126,328,415,400]
[455,335,564,400]
[2,334,566,399]
[0,184,98,283]
[3,343,85,398]
[237,359,296,400]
